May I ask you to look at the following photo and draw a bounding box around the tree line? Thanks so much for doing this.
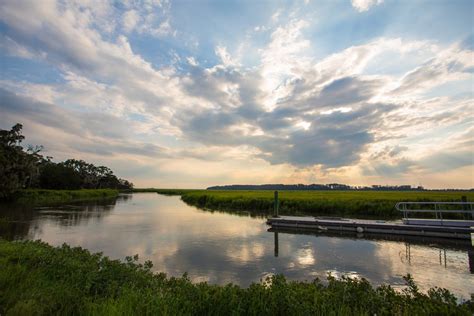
[0,124,133,199]
[207,184,427,191]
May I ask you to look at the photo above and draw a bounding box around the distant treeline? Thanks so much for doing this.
[0,124,133,200]
[207,184,473,191]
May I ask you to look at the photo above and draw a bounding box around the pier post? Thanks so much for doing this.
[274,231,279,257]
[274,191,279,217]
[468,249,474,274]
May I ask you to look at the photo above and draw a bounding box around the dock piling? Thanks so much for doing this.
[274,231,279,257]
[273,191,279,217]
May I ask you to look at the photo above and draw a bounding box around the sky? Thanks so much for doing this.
[0,0,473,189]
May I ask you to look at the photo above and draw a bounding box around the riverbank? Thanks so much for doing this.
[5,189,119,206]
[144,189,474,219]
[0,239,471,315]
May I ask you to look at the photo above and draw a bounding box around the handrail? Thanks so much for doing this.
[396,209,473,213]
[395,201,474,213]
[395,201,474,225]
[396,202,474,205]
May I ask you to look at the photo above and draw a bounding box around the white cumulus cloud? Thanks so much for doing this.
[351,0,383,12]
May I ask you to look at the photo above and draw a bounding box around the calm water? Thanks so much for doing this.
[1,193,473,299]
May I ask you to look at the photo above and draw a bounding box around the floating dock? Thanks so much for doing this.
[267,197,474,241]
[266,216,474,240]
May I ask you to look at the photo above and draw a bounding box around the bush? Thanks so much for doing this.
[0,239,472,315]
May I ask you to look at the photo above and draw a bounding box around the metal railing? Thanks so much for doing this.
[395,201,474,221]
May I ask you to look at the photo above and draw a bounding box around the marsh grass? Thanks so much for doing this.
[0,239,471,315]
[176,190,474,219]
[8,189,119,206]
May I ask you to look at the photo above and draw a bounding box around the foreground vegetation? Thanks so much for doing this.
[151,190,474,218]
[0,239,471,315]
[8,189,119,206]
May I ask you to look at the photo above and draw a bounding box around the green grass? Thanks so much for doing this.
[174,190,474,219]
[9,189,119,206]
[0,239,471,315]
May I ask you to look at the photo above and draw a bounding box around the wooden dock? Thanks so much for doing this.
[266,216,474,240]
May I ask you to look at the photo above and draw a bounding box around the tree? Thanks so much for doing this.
[0,124,42,198]
[39,163,82,189]
[0,124,134,198]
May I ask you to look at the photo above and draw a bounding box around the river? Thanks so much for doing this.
[1,193,473,299]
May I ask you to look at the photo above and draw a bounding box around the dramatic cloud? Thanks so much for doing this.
[0,0,472,188]
[0,88,167,158]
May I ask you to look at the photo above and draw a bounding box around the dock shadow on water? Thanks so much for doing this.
[0,193,473,300]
